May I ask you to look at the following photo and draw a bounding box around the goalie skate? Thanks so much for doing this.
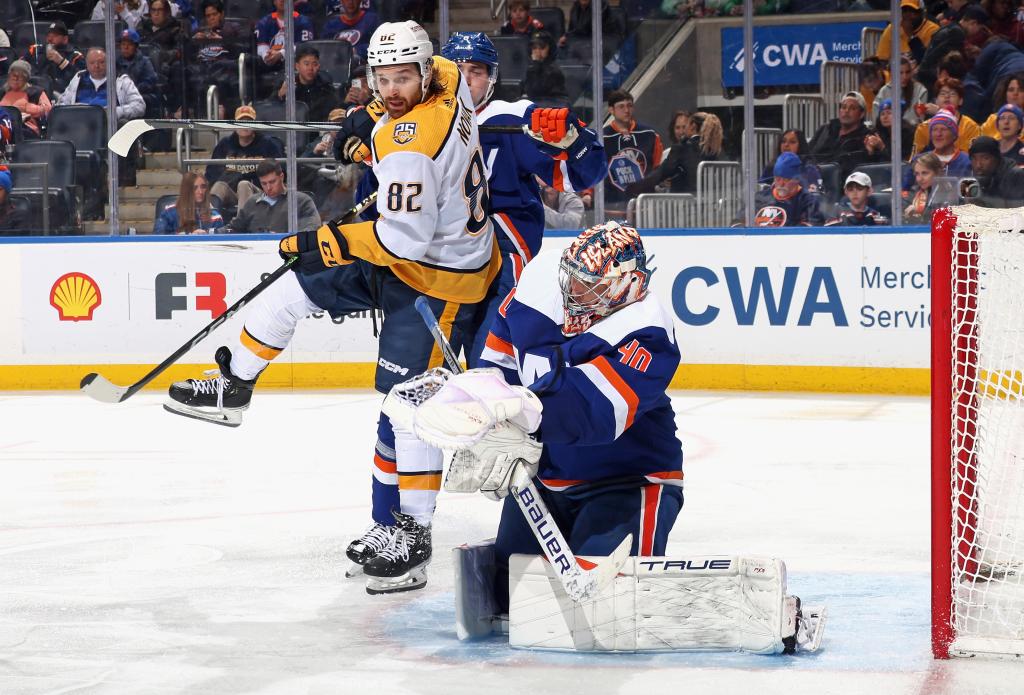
[364,511,432,595]
[164,346,257,427]
[785,598,826,654]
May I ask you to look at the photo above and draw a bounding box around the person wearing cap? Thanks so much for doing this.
[911,77,981,155]
[0,167,29,235]
[861,98,915,164]
[207,105,286,211]
[275,44,341,123]
[902,107,973,190]
[524,31,567,103]
[92,0,150,30]
[21,21,85,96]
[0,60,52,138]
[117,29,161,121]
[321,0,380,59]
[874,55,929,127]
[875,0,939,63]
[993,103,1024,164]
[739,152,826,228]
[826,172,889,227]
[807,91,871,175]
[965,135,1024,207]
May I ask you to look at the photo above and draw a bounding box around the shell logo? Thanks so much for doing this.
[50,272,102,322]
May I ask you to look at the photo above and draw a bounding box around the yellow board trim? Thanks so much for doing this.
[0,363,931,395]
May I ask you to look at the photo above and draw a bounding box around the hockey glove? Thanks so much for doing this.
[527,107,589,157]
[332,99,385,164]
[279,221,354,273]
[444,423,542,501]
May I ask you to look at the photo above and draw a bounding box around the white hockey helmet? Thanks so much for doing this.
[366,21,435,99]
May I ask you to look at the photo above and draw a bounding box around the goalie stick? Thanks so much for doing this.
[412,296,631,603]
[109,118,527,157]
[79,191,378,404]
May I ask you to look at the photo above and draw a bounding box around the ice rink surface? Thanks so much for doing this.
[2,389,1023,695]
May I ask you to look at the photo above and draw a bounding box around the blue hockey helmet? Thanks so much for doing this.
[441,32,499,106]
[558,222,654,336]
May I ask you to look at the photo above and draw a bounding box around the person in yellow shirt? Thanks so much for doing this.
[912,77,981,155]
[980,73,1024,139]
[876,0,939,63]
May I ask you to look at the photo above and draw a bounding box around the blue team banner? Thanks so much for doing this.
[721,21,887,88]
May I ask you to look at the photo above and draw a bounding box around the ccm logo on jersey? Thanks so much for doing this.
[378,357,409,376]
[516,486,573,575]
[393,122,417,145]
[638,559,733,572]
[155,272,227,319]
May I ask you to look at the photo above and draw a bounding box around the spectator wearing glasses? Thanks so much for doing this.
[138,0,185,65]
[912,77,980,155]
[0,60,52,139]
[993,103,1024,165]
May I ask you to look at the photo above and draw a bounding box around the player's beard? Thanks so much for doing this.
[385,95,416,120]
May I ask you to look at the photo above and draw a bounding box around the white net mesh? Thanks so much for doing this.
[947,205,1024,655]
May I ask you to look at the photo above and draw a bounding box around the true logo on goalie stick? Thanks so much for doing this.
[393,122,417,145]
[50,272,102,321]
[638,559,733,572]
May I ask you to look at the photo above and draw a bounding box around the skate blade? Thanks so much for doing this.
[365,567,428,595]
[345,563,365,578]
[163,401,245,427]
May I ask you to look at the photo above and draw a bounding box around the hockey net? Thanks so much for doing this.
[932,205,1024,659]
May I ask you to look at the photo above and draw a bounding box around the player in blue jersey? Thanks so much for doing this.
[440,32,608,365]
[393,221,683,611]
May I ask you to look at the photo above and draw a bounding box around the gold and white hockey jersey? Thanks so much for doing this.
[338,56,499,304]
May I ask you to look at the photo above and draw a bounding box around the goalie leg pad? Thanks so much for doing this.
[453,540,502,640]
[509,555,823,654]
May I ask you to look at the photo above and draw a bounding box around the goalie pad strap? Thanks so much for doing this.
[508,554,794,654]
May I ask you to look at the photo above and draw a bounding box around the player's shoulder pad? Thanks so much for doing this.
[478,99,532,123]
[511,250,563,322]
[372,56,467,162]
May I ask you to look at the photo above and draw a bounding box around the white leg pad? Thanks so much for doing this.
[509,555,808,654]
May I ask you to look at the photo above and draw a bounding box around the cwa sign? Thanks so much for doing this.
[721,22,886,88]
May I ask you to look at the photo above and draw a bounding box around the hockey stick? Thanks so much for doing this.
[79,192,378,404]
[109,118,526,157]
[412,296,630,603]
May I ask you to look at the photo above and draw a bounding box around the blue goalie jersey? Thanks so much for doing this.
[478,100,606,267]
[479,250,684,491]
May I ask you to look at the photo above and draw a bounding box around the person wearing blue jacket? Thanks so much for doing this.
[154,172,226,234]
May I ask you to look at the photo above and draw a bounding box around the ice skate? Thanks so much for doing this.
[164,346,258,427]
[344,522,399,578]
[364,511,432,595]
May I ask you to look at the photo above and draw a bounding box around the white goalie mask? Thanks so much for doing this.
[366,21,435,101]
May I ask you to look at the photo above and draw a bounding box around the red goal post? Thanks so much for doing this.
[932,205,1024,660]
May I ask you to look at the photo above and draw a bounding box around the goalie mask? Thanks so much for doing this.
[441,32,499,107]
[366,21,435,101]
[559,222,653,337]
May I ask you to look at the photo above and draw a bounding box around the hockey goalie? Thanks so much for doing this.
[384,222,826,654]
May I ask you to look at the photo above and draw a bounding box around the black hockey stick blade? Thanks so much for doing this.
[109,118,525,157]
[80,192,377,404]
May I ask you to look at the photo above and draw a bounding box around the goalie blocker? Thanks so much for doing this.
[453,543,825,654]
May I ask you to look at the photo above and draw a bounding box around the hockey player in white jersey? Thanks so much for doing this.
[164,21,500,588]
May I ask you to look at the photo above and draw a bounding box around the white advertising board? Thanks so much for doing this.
[0,229,933,392]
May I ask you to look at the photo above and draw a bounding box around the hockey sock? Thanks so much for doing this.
[229,271,321,380]
[371,413,400,525]
[394,422,443,527]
